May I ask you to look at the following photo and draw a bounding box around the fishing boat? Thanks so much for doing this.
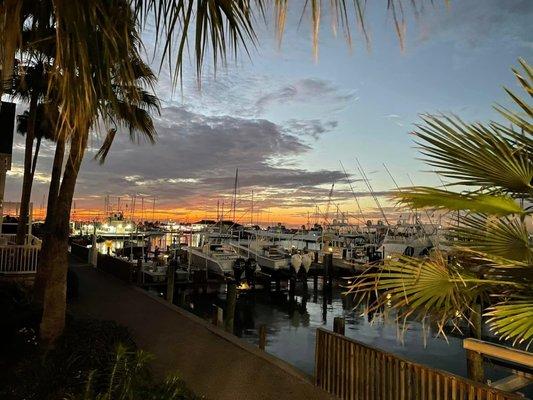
[230,240,291,273]
[186,232,256,279]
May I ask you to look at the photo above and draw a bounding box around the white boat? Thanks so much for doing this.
[230,241,291,272]
[378,222,437,259]
[186,231,254,278]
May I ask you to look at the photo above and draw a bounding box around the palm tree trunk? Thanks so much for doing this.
[16,94,38,245]
[40,131,87,345]
[31,136,41,178]
[466,302,484,383]
[32,135,65,305]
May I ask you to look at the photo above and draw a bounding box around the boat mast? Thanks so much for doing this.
[250,189,254,226]
[356,158,390,226]
[232,168,238,224]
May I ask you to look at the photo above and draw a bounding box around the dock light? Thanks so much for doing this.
[328,247,333,253]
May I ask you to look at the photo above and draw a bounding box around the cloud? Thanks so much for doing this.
[52,106,354,211]
[254,78,357,114]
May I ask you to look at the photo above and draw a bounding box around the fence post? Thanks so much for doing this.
[333,316,345,335]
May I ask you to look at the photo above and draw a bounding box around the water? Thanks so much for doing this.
[162,279,530,395]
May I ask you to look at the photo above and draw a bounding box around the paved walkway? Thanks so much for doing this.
[69,259,333,400]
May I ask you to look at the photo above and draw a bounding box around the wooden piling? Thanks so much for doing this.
[212,304,223,327]
[289,276,296,298]
[225,282,237,333]
[258,324,267,350]
[166,263,175,303]
[334,317,345,335]
[323,253,333,290]
[466,303,484,383]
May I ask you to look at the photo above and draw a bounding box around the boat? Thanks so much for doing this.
[185,232,256,279]
[378,221,437,259]
[230,240,291,273]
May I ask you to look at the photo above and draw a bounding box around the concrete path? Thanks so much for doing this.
[68,259,334,400]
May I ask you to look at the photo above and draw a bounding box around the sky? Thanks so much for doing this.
[4,0,533,226]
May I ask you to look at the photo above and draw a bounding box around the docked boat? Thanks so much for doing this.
[230,240,291,273]
[378,222,437,259]
[186,232,257,279]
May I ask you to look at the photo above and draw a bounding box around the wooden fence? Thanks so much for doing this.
[315,328,523,400]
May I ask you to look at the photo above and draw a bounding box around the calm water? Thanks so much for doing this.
[159,278,529,396]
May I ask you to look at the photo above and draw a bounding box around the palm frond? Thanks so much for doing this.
[453,214,533,264]
[348,254,482,333]
[414,115,533,195]
[394,187,527,216]
[485,297,533,348]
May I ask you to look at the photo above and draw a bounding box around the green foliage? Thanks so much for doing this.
[350,59,533,348]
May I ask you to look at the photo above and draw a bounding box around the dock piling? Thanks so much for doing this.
[333,316,345,335]
[212,304,223,327]
[258,324,267,350]
[166,263,175,303]
[225,282,237,333]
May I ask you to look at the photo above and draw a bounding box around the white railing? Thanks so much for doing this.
[0,244,40,274]
[0,234,42,274]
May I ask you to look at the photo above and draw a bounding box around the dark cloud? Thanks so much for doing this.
[43,106,354,210]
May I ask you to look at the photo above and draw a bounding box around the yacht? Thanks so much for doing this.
[186,231,256,279]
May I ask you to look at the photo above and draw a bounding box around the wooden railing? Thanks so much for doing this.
[315,328,523,400]
[0,244,40,274]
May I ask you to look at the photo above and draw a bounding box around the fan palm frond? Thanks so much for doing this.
[485,297,533,348]
[453,214,533,264]
[349,254,483,333]
[394,187,527,216]
[414,115,533,194]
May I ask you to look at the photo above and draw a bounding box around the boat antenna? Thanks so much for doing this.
[340,160,366,224]
[356,158,390,225]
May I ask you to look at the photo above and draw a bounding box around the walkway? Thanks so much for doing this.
[68,259,333,400]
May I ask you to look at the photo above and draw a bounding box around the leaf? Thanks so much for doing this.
[414,115,533,195]
[452,214,533,264]
[347,254,482,333]
[486,297,533,348]
[394,187,527,216]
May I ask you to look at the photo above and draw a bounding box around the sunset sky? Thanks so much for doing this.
[5,0,532,226]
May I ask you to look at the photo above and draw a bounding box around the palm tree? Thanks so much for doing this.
[11,62,57,244]
[37,3,160,344]
[348,60,533,371]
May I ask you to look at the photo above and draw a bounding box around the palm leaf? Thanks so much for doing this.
[394,187,527,216]
[414,115,533,195]
[485,297,533,348]
[452,214,533,264]
[348,254,481,333]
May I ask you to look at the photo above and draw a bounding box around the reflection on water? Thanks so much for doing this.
[164,278,530,396]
